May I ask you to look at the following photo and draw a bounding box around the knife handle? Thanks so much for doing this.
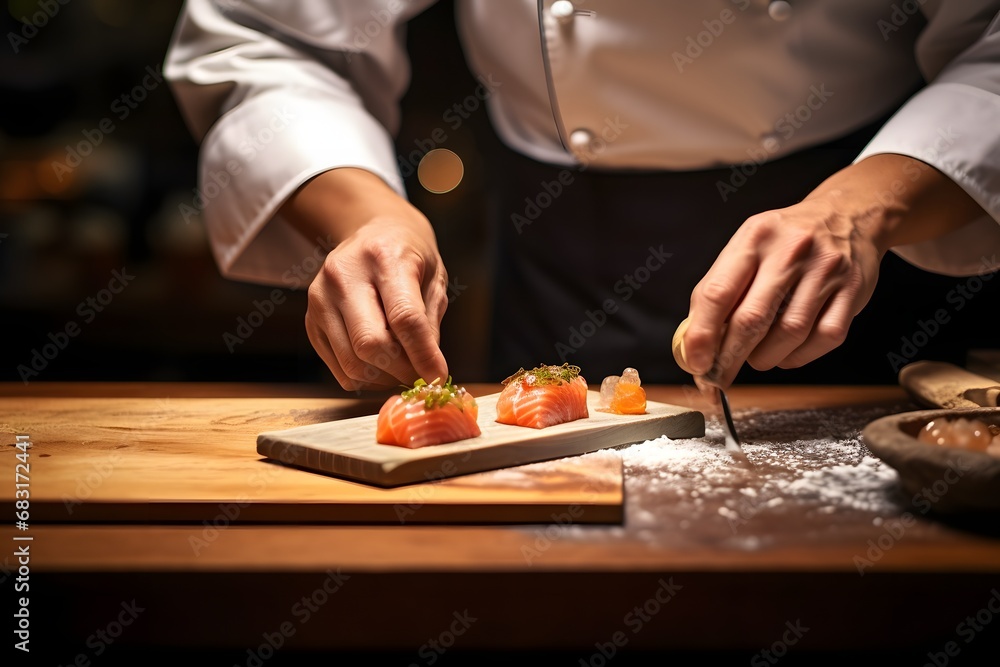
[672,316,729,380]
[672,316,695,375]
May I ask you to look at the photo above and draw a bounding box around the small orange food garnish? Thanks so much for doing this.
[598,368,647,415]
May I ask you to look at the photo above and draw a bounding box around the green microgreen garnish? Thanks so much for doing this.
[501,363,582,387]
[401,376,468,410]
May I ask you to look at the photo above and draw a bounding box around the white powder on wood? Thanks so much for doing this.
[548,401,949,550]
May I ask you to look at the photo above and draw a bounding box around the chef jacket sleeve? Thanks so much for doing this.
[163,0,433,287]
[854,1,1000,277]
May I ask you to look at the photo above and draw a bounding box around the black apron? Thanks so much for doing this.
[482,114,894,384]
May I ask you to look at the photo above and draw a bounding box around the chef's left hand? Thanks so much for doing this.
[681,153,987,389]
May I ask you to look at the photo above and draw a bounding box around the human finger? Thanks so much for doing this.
[421,265,450,348]
[375,270,449,384]
[338,281,430,385]
[708,258,801,388]
[305,294,398,390]
[685,238,759,376]
[745,267,838,371]
[777,281,862,369]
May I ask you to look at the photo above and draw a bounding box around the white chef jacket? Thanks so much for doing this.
[163,0,1000,288]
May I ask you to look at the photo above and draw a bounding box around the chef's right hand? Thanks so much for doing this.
[280,168,450,391]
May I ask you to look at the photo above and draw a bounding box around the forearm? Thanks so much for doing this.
[280,167,438,249]
[804,153,987,254]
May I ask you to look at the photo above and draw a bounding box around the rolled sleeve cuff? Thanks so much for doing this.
[197,89,404,287]
[854,82,1000,277]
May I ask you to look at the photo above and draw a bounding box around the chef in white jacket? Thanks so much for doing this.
[164,0,1000,391]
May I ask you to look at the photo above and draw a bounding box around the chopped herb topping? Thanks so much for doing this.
[400,376,470,410]
[502,363,582,387]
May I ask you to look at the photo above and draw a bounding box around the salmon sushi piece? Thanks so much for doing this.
[376,377,481,448]
[495,363,589,429]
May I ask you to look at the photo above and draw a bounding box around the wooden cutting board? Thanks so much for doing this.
[257,391,704,487]
[0,396,631,525]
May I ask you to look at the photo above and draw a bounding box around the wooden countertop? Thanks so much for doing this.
[3,382,999,662]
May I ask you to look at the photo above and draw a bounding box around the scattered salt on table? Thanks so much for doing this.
[535,401,937,552]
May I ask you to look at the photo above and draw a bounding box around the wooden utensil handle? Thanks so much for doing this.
[672,317,695,375]
[965,387,1000,408]
[672,316,730,379]
[898,360,1000,409]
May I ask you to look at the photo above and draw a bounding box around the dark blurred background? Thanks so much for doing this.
[0,0,495,390]
[0,0,996,389]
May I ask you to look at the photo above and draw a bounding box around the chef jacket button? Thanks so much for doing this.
[568,128,595,154]
[551,0,575,24]
[768,1,793,21]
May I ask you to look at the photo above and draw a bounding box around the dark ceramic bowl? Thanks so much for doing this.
[862,407,1000,514]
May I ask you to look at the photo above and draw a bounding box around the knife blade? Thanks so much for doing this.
[717,385,751,467]
[672,317,751,467]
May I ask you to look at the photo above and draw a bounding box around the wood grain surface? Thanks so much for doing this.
[6,384,1000,659]
[0,396,627,524]
[257,390,704,486]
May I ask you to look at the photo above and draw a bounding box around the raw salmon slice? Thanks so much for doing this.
[495,363,589,429]
[376,377,481,448]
